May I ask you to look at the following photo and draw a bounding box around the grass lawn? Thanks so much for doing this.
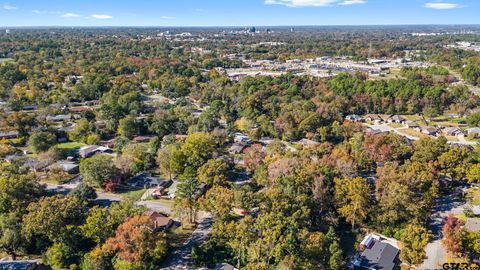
[466,187,480,206]
[56,142,86,157]
[115,187,146,201]
[57,142,86,150]
[445,136,459,142]
[388,123,404,128]
[400,128,428,138]
[403,115,423,122]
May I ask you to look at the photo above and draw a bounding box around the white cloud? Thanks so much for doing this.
[339,0,366,5]
[61,12,80,18]
[90,14,113,19]
[161,15,176,19]
[2,3,17,10]
[195,8,208,13]
[265,0,366,7]
[424,2,459,9]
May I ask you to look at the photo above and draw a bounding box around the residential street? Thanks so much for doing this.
[42,178,172,213]
[160,214,214,270]
[366,123,478,146]
[421,186,468,270]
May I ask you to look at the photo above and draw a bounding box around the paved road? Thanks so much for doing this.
[421,186,468,270]
[160,214,213,270]
[136,200,172,215]
[366,123,478,146]
[42,178,172,213]
[44,177,211,269]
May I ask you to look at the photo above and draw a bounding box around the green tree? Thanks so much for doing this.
[0,213,25,260]
[180,132,215,169]
[23,195,87,243]
[200,186,234,219]
[28,131,57,153]
[174,168,200,224]
[334,177,371,229]
[117,115,137,139]
[80,154,117,188]
[0,171,43,214]
[467,163,480,183]
[69,183,97,201]
[197,158,229,186]
[400,223,431,265]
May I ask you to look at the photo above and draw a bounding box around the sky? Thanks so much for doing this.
[0,0,478,27]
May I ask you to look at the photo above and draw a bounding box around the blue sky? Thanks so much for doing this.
[0,0,478,27]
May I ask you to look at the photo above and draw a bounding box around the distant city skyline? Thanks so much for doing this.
[0,0,479,27]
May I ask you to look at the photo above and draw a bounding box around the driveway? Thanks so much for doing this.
[160,214,214,270]
[421,186,468,270]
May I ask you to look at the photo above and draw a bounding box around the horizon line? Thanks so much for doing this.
[1,23,480,29]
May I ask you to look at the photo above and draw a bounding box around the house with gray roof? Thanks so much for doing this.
[386,115,406,124]
[352,235,400,270]
[466,127,480,138]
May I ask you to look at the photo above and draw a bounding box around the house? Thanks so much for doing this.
[364,114,383,124]
[366,128,387,136]
[466,127,480,138]
[229,142,247,155]
[387,115,406,124]
[48,160,79,174]
[345,114,363,122]
[404,121,419,129]
[145,210,173,231]
[352,235,400,270]
[69,106,91,113]
[100,138,116,148]
[465,218,480,233]
[78,145,112,158]
[233,133,251,144]
[129,172,171,189]
[133,135,155,143]
[214,263,238,270]
[296,138,320,147]
[0,130,19,139]
[46,114,71,122]
[421,126,439,137]
[443,127,464,138]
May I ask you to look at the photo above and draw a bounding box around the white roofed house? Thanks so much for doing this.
[345,114,363,122]
[466,127,480,138]
[78,145,113,158]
